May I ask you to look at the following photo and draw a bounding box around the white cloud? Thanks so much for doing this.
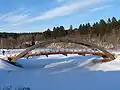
[91,5,112,12]
[0,8,30,27]
[0,0,102,26]
[4,14,29,23]
[24,0,101,23]
[0,0,106,32]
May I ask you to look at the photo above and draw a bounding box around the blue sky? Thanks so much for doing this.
[0,0,119,33]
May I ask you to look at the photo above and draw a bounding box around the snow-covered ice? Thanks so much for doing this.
[0,49,120,90]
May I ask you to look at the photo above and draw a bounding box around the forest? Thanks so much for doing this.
[0,17,120,49]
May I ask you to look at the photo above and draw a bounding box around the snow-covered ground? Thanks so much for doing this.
[0,49,120,90]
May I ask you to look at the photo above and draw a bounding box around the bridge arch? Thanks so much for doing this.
[10,38,115,63]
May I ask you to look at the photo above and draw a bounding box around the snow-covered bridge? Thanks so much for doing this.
[5,38,115,66]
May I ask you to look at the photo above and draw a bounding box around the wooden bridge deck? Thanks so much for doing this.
[7,38,116,63]
[8,50,112,63]
[26,51,106,57]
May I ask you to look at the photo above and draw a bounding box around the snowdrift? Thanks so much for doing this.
[0,52,120,90]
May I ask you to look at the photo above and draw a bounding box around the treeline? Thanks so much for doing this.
[43,17,120,38]
[0,17,120,49]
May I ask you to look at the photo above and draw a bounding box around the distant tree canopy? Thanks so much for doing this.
[0,17,120,48]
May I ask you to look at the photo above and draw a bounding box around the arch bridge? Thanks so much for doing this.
[7,38,115,65]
